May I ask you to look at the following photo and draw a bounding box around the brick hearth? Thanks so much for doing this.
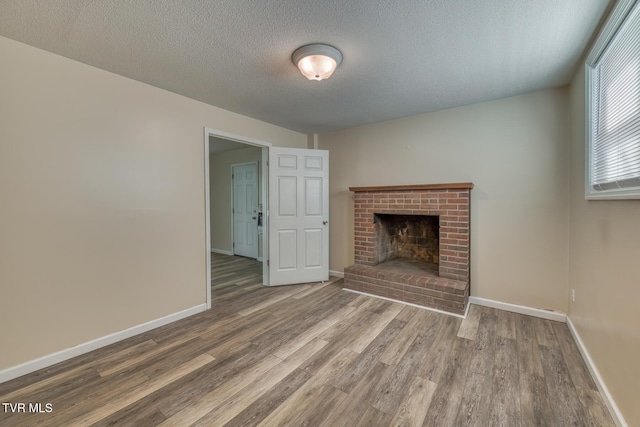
[344,183,473,315]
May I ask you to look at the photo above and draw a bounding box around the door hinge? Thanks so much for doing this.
[233,242,235,248]
[267,259,270,266]
[266,160,269,166]
[232,173,234,179]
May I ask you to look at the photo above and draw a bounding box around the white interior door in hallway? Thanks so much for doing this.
[268,147,329,286]
[232,162,259,259]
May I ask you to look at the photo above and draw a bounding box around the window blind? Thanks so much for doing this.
[591,2,640,192]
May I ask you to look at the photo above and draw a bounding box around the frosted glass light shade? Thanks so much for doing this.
[292,44,343,81]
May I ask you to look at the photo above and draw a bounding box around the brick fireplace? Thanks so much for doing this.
[344,183,473,315]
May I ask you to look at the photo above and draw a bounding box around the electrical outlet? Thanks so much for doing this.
[571,288,576,302]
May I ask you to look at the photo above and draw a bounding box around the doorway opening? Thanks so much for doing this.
[232,161,260,260]
[204,128,271,309]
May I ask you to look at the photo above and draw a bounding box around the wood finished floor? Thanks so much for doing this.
[0,253,614,426]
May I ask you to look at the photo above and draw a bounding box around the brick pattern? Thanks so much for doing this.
[344,264,469,315]
[347,185,471,315]
[353,188,470,281]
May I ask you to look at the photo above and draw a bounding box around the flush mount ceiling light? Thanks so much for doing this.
[292,44,343,81]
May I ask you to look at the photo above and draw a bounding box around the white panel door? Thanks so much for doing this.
[233,163,259,259]
[268,147,329,286]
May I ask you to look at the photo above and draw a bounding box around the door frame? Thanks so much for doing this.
[204,128,272,309]
[231,161,259,259]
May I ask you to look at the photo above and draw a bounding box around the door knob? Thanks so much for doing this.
[323,220,328,225]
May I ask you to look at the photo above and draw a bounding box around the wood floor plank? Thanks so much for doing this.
[346,302,404,353]
[289,385,348,426]
[489,336,520,426]
[540,345,589,426]
[221,368,313,427]
[0,364,98,404]
[468,309,498,375]
[332,318,405,393]
[274,308,378,374]
[144,309,230,344]
[394,305,421,323]
[515,311,545,378]
[273,303,355,359]
[76,354,214,426]
[457,302,481,340]
[534,317,559,347]
[319,361,391,427]
[574,385,616,427]
[237,284,312,316]
[203,313,285,357]
[279,310,378,376]
[356,405,394,427]
[423,337,474,426]
[292,277,342,299]
[373,314,443,416]
[139,337,219,379]
[453,309,498,426]
[496,308,517,339]
[256,348,357,426]
[213,287,280,314]
[265,280,351,318]
[183,312,253,344]
[157,354,281,426]
[210,281,263,301]
[0,255,615,426]
[359,297,393,314]
[91,400,168,427]
[519,372,554,427]
[552,321,598,391]
[94,339,159,376]
[517,311,554,425]
[455,371,492,426]
[0,371,150,427]
[141,342,269,419]
[17,355,209,427]
[390,375,437,427]
[416,315,460,383]
[317,304,378,343]
[248,293,357,357]
[378,308,421,365]
[346,294,371,308]
[188,338,329,426]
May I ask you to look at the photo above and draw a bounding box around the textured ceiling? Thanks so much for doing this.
[0,0,611,134]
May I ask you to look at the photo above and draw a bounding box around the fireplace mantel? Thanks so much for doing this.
[349,182,474,192]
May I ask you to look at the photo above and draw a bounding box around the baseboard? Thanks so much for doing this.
[344,288,468,319]
[211,248,233,256]
[566,317,628,427]
[329,269,344,278]
[0,304,207,384]
[468,296,566,323]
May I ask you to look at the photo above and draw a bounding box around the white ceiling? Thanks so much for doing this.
[0,0,612,134]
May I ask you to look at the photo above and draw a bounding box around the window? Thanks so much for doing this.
[586,0,640,199]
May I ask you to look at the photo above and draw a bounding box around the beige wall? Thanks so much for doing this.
[568,66,640,425]
[0,36,306,371]
[209,147,262,253]
[319,88,570,312]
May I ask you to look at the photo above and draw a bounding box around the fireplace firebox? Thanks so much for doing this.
[374,213,439,266]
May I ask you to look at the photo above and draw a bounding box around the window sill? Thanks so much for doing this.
[586,187,640,200]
